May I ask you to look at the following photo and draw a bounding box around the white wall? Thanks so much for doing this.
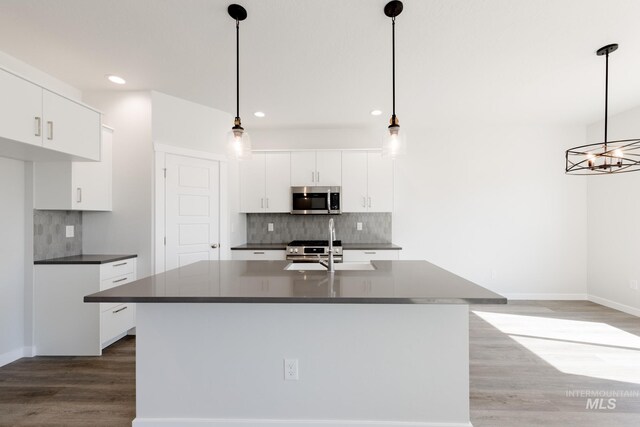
[251,127,380,150]
[0,50,81,100]
[0,157,26,365]
[586,106,640,315]
[152,91,231,155]
[82,91,155,278]
[394,124,588,298]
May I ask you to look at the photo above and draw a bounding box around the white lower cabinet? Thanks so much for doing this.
[343,250,400,262]
[34,257,137,356]
[231,250,287,261]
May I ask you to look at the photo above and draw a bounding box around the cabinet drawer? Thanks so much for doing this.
[100,273,135,291]
[100,273,135,311]
[231,250,287,261]
[343,250,400,262]
[100,258,135,280]
[101,303,135,345]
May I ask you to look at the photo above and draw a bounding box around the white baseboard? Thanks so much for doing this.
[500,293,587,301]
[133,419,472,427]
[588,295,640,317]
[0,346,32,368]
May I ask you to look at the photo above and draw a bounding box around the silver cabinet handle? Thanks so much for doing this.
[261,198,264,208]
[311,171,315,182]
[211,244,218,249]
[317,171,320,182]
[76,187,82,203]
[113,306,128,314]
[364,251,377,255]
[266,198,269,209]
[113,277,128,283]
[253,251,265,255]
[361,196,366,207]
[368,197,372,208]
[46,121,53,140]
[113,262,128,267]
[34,117,41,136]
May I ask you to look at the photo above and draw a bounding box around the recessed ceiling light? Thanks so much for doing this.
[106,75,126,85]
[254,111,266,118]
[370,109,382,116]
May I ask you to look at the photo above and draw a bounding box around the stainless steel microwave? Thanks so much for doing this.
[291,186,341,215]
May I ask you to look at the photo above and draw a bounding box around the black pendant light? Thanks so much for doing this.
[381,0,406,158]
[227,4,252,160]
[566,44,640,174]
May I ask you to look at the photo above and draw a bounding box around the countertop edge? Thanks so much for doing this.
[35,254,138,265]
[84,296,507,305]
[231,244,403,250]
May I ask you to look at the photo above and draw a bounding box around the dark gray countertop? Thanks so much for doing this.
[231,243,402,250]
[231,243,288,250]
[35,254,137,265]
[84,260,506,305]
[342,243,402,250]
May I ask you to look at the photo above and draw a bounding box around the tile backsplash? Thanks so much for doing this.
[246,213,392,244]
[34,210,82,261]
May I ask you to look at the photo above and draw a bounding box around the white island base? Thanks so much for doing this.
[133,303,472,427]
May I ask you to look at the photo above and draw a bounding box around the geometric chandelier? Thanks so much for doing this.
[565,44,640,175]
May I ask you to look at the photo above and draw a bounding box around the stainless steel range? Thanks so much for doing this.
[286,240,343,263]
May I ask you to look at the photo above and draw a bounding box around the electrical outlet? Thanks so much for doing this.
[65,225,74,238]
[284,358,299,380]
[629,280,638,291]
[356,222,363,231]
[268,223,274,232]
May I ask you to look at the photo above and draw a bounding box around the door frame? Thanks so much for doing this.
[153,143,228,274]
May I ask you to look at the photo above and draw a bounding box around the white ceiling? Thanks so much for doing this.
[1,0,640,130]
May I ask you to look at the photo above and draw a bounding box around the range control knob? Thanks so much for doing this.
[294,248,298,253]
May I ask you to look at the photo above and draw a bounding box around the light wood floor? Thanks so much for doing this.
[1,301,639,426]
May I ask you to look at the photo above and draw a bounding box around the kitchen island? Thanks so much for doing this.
[85,260,505,427]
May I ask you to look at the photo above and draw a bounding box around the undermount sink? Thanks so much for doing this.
[284,262,376,271]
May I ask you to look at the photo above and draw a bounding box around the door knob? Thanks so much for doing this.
[211,244,219,249]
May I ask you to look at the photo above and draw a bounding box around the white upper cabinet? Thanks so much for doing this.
[265,152,292,212]
[240,152,291,213]
[316,151,342,186]
[240,153,266,213]
[366,152,394,212]
[0,68,101,161]
[0,69,42,147]
[34,126,113,211]
[290,150,342,187]
[341,151,393,213]
[42,90,101,161]
[290,151,316,186]
[341,151,368,212]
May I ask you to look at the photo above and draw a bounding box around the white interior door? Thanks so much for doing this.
[165,154,220,270]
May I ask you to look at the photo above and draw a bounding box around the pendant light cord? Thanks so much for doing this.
[236,19,240,120]
[392,16,396,118]
[604,51,609,148]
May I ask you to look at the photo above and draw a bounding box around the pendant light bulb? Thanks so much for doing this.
[381,1,406,159]
[227,4,251,160]
[383,122,406,159]
[227,125,251,160]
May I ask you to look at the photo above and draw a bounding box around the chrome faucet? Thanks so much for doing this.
[319,218,336,273]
